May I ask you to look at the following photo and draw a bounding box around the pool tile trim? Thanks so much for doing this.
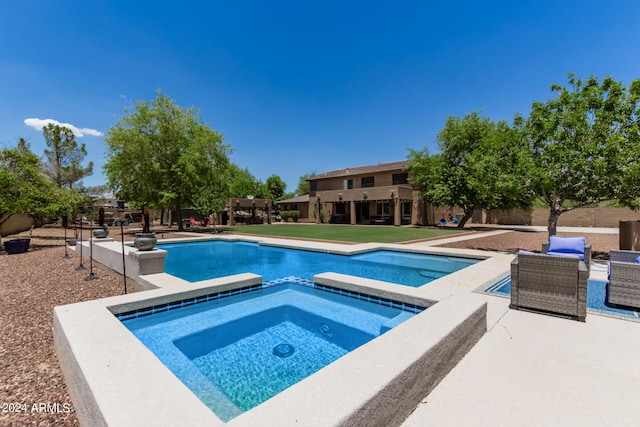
[116,284,262,321]
[116,276,426,322]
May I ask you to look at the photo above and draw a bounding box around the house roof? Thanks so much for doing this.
[277,194,310,204]
[307,160,409,181]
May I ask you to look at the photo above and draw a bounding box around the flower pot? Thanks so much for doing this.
[92,227,109,239]
[134,232,157,251]
[4,238,30,254]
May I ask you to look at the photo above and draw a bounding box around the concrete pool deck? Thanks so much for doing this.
[402,231,640,427]
[61,228,640,425]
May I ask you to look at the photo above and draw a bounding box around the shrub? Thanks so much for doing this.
[279,210,300,222]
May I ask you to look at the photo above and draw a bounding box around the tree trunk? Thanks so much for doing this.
[176,206,183,231]
[547,207,561,237]
[456,206,473,228]
[457,216,470,228]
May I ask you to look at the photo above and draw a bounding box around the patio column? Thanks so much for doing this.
[350,200,356,225]
[316,197,321,224]
[228,202,235,226]
[394,196,401,226]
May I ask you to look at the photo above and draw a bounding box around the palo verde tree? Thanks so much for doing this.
[42,123,94,188]
[521,73,640,236]
[104,90,231,231]
[408,111,531,227]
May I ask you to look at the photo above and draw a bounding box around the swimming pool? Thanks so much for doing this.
[120,279,424,421]
[161,240,478,287]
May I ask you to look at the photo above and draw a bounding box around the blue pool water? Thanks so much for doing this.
[161,240,478,287]
[120,280,424,421]
[485,277,640,320]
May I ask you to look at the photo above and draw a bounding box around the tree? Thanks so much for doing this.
[521,74,640,236]
[408,111,531,227]
[103,90,231,231]
[228,164,265,198]
[42,124,93,188]
[1,139,78,230]
[295,172,316,196]
[265,175,286,202]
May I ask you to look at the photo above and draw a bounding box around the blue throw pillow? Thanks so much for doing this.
[635,256,640,264]
[548,236,586,254]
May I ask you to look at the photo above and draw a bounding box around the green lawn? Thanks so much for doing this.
[222,223,469,243]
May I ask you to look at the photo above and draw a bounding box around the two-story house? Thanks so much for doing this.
[304,160,429,226]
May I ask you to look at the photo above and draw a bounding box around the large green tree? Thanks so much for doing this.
[408,111,531,227]
[295,171,316,196]
[228,164,265,198]
[1,139,78,230]
[103,90,231,230]
[265,174,286,201]
[42,123,93,188]
[521,74,640,236]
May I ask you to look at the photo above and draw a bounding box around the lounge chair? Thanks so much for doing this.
[608,249,640,309]
[542,236,591,271]
[510,252,588,321]
[190,217,210,227]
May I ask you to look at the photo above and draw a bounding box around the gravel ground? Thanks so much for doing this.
[0,225,192,426]
[0,225,619,425]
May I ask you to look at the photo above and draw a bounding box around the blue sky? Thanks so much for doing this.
[2,1,639,193]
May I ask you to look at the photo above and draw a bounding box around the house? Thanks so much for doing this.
[304,161,430,226]
[277,194,310,220]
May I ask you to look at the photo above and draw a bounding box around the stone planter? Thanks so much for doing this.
[4,238,30,254]
[134,232,157,251]
[92,227,109,239]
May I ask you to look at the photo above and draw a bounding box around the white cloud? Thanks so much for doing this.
[24,118,103,137]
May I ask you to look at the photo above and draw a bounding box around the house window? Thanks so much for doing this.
[392,173,409,185]
[402,201,412,218]
[376,201,389,216]
[343,179,353,190]
[361,176,374,188]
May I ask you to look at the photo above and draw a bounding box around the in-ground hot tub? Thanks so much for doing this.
[120,278,425,421]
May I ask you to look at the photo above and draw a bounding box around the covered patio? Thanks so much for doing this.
[225,198,272,226]
[314,185,414,226]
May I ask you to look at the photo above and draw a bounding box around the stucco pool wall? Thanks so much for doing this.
[54,272,487,426]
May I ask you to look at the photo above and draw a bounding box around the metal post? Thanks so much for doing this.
[76,206,86,270]
[121,222,127,294]
[62,209,70,259]
[86,205,97,280]
[117,200,127,294]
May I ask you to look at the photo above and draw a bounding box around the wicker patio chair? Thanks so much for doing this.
[608,249,640,309]
[510,252,588,321]
[542,236,592,272]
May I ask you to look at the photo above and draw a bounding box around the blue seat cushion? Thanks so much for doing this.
[636,256,640,264]
[548,236,586,255]
[546,251,584,261]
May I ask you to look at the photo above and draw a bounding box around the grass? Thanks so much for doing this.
[223,223,469,243]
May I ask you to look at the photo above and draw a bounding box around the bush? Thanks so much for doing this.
[279,210,300,222]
